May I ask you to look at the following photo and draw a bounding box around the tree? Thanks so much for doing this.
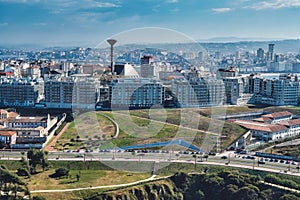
[0,141,8,149]
[193,155,197,167]
[27,149,49,174]
[195,189,205,200]
[203,155,209,161]
[279,194,299,200]
[32,196,47,200]
[0,168,27,199]
[17,168,31,178]
[20,156,30,171]
[233,186,259,200]
[76,174,80,182]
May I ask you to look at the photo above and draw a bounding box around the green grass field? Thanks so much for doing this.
[55,112,116,150]
[55,108,247,152]
[28,169,150,190]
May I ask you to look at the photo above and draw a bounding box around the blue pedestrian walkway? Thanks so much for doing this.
[120,140,202,152]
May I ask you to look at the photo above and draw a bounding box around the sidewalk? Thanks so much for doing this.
[44,122,70,152]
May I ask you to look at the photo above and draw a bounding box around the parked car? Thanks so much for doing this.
[258,160,265,165]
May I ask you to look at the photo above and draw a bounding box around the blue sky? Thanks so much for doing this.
[1,0,300,46]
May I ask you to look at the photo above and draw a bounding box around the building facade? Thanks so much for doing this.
[0,78,41,107]
[171,77,225,107]
[109,78,164,109]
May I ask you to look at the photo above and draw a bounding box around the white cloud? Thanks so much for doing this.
[92,1,120,8]
[212,7,232,13]
[244,0,300,10]
[166,0,178,3]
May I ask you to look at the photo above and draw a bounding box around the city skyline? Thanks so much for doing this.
[1,0,300,46]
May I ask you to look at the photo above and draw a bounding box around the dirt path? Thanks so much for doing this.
[44,122,71,152]
[31,175,158,193]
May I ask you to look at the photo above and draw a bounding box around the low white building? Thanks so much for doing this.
[234,111,300,142]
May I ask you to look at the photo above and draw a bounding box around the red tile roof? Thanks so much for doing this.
[279,118,300,127]
[8,112,19,118]
[253,117,272,123]
[234,120,288,133]
[0,130,16,136]
[262,111,293,119]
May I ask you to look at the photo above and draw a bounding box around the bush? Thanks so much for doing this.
[32,196,46,200]
[17,168,31,177]
[265,174,299,190]
[49,167,69,178]
[0,165,8,170]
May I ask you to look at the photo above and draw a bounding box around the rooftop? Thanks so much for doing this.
[279,118,300,127]
[0,130,16,136]
[8,116,47,123]
[262,111,293,119]
[253,117,272,123]
[234,120,288,133]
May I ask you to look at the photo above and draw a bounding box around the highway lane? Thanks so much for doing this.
[1,150,299,176]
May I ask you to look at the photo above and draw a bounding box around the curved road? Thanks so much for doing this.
[98,113,119,139]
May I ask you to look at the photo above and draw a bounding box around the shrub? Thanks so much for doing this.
[17,168,31,177]
[49,167,69,178]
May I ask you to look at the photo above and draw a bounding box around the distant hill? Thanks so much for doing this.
[2,39,300,54]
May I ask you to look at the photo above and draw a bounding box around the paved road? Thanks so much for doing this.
[2,150,299,176]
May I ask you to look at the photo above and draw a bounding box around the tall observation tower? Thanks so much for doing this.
[107,39,117,73]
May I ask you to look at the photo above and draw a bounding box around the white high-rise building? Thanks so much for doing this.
[109,78,164,109]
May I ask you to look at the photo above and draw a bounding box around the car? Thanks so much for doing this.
[274,159,278,162]
[208,152,216,156]
[269,159,274,162]
[239,150,247,154]
[246,156,254,160]
[221,156,228,159]
[280,160,285,163]
[76,154,84,158]
[258,161,265,165]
